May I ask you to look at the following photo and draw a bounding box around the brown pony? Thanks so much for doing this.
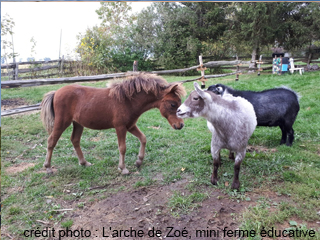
[41,73,186,174]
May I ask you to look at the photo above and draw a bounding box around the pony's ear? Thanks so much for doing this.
[194,82,211,101]
[164,82,186,97]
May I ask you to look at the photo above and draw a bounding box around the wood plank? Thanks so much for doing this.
[180,72,239,84]
[2,60,248,88]
[1,72,127,88]
[1,103,41,116]
[18,65,59,73]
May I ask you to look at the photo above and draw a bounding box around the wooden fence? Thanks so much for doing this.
[1,59,249,89]
[1,56,76,80]
[2,54,319,116]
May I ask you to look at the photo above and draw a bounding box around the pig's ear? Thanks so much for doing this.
[194,82,212,102]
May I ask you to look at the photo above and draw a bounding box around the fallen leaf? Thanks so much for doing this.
[289,220,298,227]
[181,168,185,172]
[225,182,229,187]
[147,126,160,130]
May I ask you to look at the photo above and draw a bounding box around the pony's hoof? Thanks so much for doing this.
[121,168,130,175]
[135,159,142,168]
[118,167,130,175]
[46,168,53,175]
[81,161,92,167]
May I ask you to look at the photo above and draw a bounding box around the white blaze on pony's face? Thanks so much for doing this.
[177,82,212,118]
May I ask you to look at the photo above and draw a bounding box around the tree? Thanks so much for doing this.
[1,13,18,62]
[228,3,282,68]
[227,2,320,67]
[131,3,202,70]
[280,3,320,50]
[77,2,148,72]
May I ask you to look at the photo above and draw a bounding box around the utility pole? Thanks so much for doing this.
[59,29,62,59]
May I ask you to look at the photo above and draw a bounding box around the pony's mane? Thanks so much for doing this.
[109,72,186,101]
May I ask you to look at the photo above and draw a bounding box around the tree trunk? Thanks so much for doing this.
[249,47,258,70]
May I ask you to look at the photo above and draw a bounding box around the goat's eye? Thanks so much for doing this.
[171,103,176,108]
[193,97,199,101]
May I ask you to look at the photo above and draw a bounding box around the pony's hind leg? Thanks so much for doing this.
[71,122,91,167]
[116,126,129,175]
[128,125,147,168]
[44,123,69,174]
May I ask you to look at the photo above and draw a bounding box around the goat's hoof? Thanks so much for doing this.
[135,159,142,168]
[211,177,218,185]
[231,182,240,190]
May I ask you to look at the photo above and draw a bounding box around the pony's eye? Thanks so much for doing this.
[193,97,199,101]
[171,103,176,108]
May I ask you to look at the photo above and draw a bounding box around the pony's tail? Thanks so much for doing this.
[40,91,56,134]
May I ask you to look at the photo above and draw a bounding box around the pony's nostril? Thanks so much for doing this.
[177,108,181,113]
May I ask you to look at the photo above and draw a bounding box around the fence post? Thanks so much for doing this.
[133,60,138,72]
[13,58,19,80]
[235,55,240,81]
[256,55,263,76]
[59,55,65,77]
[197,55,207,89]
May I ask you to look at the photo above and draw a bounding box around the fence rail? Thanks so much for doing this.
[1,60,249,89]
[1,56,76,80]
[3,53,319,116]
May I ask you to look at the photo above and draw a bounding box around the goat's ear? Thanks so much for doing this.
[194,82,211,101]
[217,86,224,94]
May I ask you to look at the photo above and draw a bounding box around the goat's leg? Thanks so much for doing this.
[116,126,129,175]
[71,122,91,167]
[285,124,294,146]
[210,144,221,185]
[128,124,147,168]
[232,151,246,190]
[279,125,287,145]
[229,151,235,160]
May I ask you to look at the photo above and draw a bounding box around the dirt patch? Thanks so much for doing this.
[6,162,35,174]
[1,98,41,117]
[247,145,277,153]
[51,180,256,240]
[1,98,29,111]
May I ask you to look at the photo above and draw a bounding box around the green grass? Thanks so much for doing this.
[1,71,320,238]
[168,191,209,217]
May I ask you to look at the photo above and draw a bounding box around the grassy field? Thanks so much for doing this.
[1,71,320,239]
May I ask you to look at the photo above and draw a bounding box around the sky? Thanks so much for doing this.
[1,2,151,61]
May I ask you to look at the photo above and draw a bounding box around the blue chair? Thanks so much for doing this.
[282,64,288,72]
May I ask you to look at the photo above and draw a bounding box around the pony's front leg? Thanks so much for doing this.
[128,125,147,168]
[232,150,246,190]
[71,122,91,167]
[116,127,129,175]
